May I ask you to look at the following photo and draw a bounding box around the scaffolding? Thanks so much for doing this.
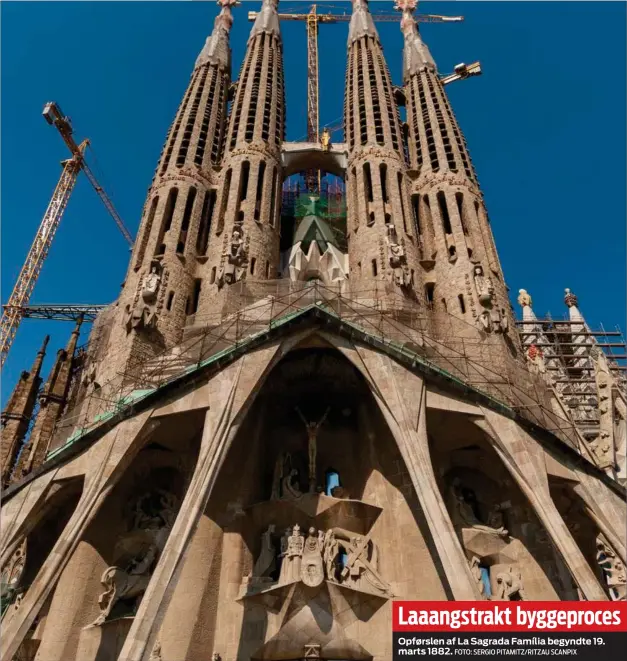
[45,282,593,471]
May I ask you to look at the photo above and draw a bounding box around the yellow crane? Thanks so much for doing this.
[0,102,134,368]
[248,3,465,191]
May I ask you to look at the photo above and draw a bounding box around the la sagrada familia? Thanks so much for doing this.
[1,2,626,660]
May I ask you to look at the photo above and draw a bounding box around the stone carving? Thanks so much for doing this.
[451,480,508,538]
[527,344,547,375]
[149,640,162,661]
[385,224,411,288]
[218,225,248,287]
[271,452,304,501]
[341,535,390,595]
[320,127,331,151]
[304,643,322,658]
[596,535,626,601]
[125,260,164,333]
[517,289,532,308]
[279,524,304,584]
[478,308,509,335]
[212,654,222,661]
[301,527,325,587]
[0,538,27,615]
[469,556,485,598]
[323,529,340,581]
[473,265,494,306]
[92,490,179,625]
[296,407,330,492]
[253,524,277,579]
[493,566,525,601]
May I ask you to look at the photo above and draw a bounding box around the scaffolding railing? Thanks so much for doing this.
[48,281,589,466]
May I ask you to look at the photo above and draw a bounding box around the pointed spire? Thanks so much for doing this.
[396,0,436,77]
[195,0,237,71]
[348,0,379,45]
[249,0,281,44]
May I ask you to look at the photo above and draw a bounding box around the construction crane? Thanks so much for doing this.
[0,102,133,368]
[249,4,464,191]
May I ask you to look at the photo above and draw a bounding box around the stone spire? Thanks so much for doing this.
[1,335,49,488]
[14,320,83,481]
[398,0,436,76]
[200,0,286,312]
[401,1,515,345]
[344,0,421,299]
[94,2,235,385]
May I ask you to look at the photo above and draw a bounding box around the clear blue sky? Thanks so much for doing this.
[1,0,625,403]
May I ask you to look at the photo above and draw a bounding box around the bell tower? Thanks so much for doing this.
[399,0,515,342]
[344,0,422,301]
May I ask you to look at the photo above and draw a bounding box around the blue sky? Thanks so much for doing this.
[1,0,625,402]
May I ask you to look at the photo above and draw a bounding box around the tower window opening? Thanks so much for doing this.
[449,245,456,257]
[196,189,216,256]
[437,191,452,234]
[356,42,368,145]
[250,257,256,275]
[245,34,265,142]
[161,70,198,175]
[325,470,341,496]
[154,187,179,256]
[384,213,391,225]
[425,283,435,310]
[368,212,375,227]
[366,49,384,145]
[379,163,388,203]
[410,79,423,167]
[351,167,359,228]
[177,67,208,167]
[441,298,447,312]
[134,195,159,270]
[458,294,466,314]
[239,161,250,203]
[166,291,174,311]
[210,266,216,284]
[456,192,469,235]
[265,261,270,278]
[364,163,373,203]
[195,68,218,167]
[357,261,362,275]
[217,169,232,234]
[418,73,439,172]
[189,279,202,315]
[262,44,275,142]
[229,48,253,149]
[211,72,227,163]
[269,167,278,227]
[371,259,378,277]
[397,172,408,233]
[254,161,266,221]
[177,187,197,254]
[411,194,422,236]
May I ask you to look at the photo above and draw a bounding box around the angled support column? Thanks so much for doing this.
[475,410,608,601]
[324,336,481,600]
[118,343,281,661]
[0,411,157,661]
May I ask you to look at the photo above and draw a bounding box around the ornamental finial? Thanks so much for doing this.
[517,289,532,308]
[395,0,418,12]
[564,288,578,308]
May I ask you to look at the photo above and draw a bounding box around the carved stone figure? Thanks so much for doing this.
[470,556,485,598]
[527,344,547,375]
[320,127,331,151]
[450,480,508,538]
[253,524,277,579]
[473,265,494,306]
[323,529,339,581]
[212,654,222,661]
[92,490,179,625]
[517,289,532,308]
[493,566,525,601]
[218,226,247,287]
[0,538,27,614]
[385,224,410,288]
[295,407,330,492]
[596,535,626,601]
[142,261,162,304]
[149,640,162,661]
[301,527,324,587]
[125,261,164,333]
[282,468,303,500]
[341,536,390,595]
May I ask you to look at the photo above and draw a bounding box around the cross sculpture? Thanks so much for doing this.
[295,407,330,493]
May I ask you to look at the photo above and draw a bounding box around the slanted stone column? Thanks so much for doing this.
[476,410,608,601]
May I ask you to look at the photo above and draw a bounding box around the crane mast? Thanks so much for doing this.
[0,102,133,369]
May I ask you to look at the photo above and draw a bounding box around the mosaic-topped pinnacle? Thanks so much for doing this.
[249,0,281,44]
[194,0,237,71]
[518,289,532,308]
[398,0,436,77]
[564,288,579,309]
[348,0,379,45]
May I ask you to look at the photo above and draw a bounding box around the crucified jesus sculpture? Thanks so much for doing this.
[296,407,330,493]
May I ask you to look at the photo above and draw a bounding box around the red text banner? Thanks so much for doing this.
[393,601,627,633]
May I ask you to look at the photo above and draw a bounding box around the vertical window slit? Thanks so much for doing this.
[217,170,232,234]
[269,167,278,227]
[134,195,159,270]
[458,294,466,313]
[425,283,435,310]
[166,291,174,311]
[379,163,388,203]
[456,192,469,235]
[364,163,373,203]
[195,68,218,167]
[189,279,202,315]
[177,187,197,254]
[397,172,407,233]
[250,257,257,275]
[196,190,216,255]
[154,188,178,256]
[177,67,208,167]
[254,161,266,221]
[371,259,378,277]
[161,70,198,175]
[437,191,452,234]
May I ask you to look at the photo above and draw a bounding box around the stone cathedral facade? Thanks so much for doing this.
[1,2,626,661]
